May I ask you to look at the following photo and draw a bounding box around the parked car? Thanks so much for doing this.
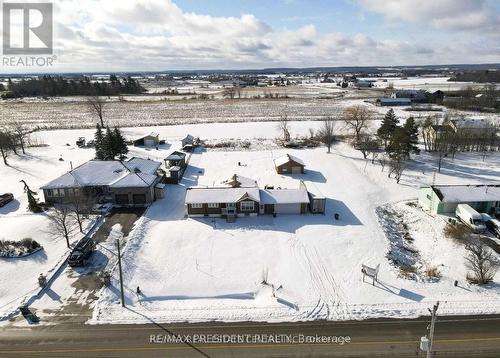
[68,237,96,267]
[484,216,500,238]
[0,193,14,207]
[455,204,486,233]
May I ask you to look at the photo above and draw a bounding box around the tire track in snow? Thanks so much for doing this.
[292,238,346,320]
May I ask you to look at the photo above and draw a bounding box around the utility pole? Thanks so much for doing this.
[427,301,440,358]
[116,239,125,307]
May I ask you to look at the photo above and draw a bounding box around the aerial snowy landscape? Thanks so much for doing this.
[1,1,500,356]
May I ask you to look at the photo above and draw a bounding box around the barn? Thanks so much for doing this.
[274,154,305,174]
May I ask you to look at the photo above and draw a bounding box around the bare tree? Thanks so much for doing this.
[277,113,290,142]
[69,193,94,233]
[343,105,373,142]
[12,124,38,154]
[355,133,381,160]
[317,117,336,153]
[87,96,106,127]
[47,205,77,248]
[464,240,498,284]
[223,87,236,99]
[0,130,12,165]
[388,156,406,184]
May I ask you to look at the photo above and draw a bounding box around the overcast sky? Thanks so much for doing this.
[2,0,500,72]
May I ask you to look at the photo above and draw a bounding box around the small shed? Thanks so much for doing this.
[274,154,305,174]
[133,132,159,147]
[165,151,186,168]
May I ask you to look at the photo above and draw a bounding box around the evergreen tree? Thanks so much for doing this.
[94,123,105,160]
[377,109,399,148]
[112,127,128,159]
[403,117,420,155]
[102,126,114,160]
[387,127,410,160]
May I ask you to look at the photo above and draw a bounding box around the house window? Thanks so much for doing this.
[191,203,203,209]
[58,189,65,197]
[46,189,53,197]
[426,194,431,200]
[68,188,74,196]
[240,201,254,211]
[207,203,219,208]
[74,188,80,196]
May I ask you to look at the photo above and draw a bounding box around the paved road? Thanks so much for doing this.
[1,315,500,357]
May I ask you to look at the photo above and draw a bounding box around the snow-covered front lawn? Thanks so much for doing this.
[91,142,500,324]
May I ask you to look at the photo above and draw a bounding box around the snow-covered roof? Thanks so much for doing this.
[135,132,159,140]
[41,172,80,190]
[165,151,186,161]
[274,154,305,167]
[124,158,161,175]
[182,134,194,143]
[41,158,161,190]
[301,181,326,199]
[259,188,309,204]
[221,174,258,188]
[69,161,128,187]
[110,172,158,188]
[431,184,500,203]
[186,187,260,204]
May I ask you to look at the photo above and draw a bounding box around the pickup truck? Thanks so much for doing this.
[0,193,14,207]
[68,236,96,267]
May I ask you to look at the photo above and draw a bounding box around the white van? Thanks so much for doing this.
[455,204,486,233]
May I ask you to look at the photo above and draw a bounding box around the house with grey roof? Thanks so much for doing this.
[41,157,163,206]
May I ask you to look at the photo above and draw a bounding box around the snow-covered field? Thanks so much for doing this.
[1,121,500,325]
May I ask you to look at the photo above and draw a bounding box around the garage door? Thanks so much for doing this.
[292,166,302,174]
[144,139,155,147]
[275,203,301,214]
[133,194,147,205]
[115,194,129,205]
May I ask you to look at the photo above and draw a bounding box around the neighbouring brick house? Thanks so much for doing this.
[274,154,305,174]
[41,158,163,206]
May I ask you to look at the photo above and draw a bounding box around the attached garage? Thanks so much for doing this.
[132,194,147,205]
[275,203,301,214]
[115,194,129,205]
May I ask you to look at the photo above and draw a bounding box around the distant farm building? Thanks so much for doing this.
[274,154,305,174]
[376,98,412,106]
[418,184,500,215]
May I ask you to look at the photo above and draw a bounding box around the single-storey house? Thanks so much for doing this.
[418,184,500,215]
[377,98,412,106]
[274,154,305,174]
[133,132,159,147]
[165,151,186,168]
[185,174,310,217]
[41,158,163,206]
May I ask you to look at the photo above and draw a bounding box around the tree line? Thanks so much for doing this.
[2,75,145,99]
